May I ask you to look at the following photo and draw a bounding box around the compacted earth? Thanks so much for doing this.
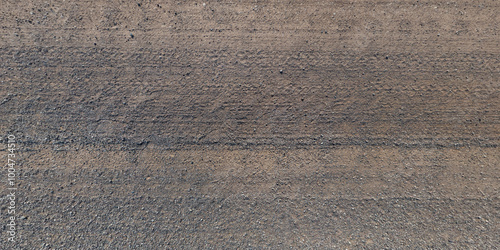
[0,0,499,248]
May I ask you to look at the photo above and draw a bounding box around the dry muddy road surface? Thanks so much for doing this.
[0,0,499,248]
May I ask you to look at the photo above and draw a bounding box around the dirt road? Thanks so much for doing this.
[1,0,499,248]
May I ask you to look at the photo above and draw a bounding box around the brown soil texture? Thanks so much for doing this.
[1,0,499,248]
